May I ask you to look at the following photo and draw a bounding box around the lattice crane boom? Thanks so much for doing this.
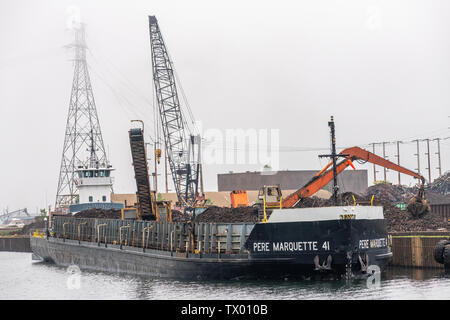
[148,16,202,208]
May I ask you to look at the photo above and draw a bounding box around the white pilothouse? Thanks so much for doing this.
[69,148,123,214]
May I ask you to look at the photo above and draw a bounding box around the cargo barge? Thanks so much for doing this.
[31,205,392,280]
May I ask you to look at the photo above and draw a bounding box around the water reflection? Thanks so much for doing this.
[383,266,447,281]
[1,252,449,300]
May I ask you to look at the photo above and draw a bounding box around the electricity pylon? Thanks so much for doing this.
[55,24,107,208]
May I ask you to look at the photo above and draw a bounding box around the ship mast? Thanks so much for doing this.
[319,116,349,206]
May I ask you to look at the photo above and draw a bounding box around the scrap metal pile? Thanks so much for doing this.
[380,200,447,232]
[171,210,188,222]
[294,192,447,232]
[364,184,416,203]
[384,172,448,200]
[192,177,449,231]
[427,171,450,197]
[73,208,122,219]
[364,181,449,205]
[10,220,45,235]
[63,172,449,232]
[194,206,259,223]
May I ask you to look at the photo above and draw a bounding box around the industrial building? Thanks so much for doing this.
[217,169,368,195]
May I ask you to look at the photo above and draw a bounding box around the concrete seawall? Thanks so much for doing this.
[0,236,32,252]
[388,231,450,268]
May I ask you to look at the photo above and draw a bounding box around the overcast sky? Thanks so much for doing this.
[1,0,449,213]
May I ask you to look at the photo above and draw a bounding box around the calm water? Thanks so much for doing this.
[0,252,449,300]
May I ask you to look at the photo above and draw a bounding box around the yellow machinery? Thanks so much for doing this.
[121,208,139,220]
[155,148,162,164]
[155,200,172,222]
[257,185,283,223]
[121,200,172,222]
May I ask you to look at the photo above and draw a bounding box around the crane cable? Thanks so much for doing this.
[87,50,157,144]
[164,43,199,137]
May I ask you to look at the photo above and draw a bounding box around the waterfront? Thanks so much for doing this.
[0,252,449,300]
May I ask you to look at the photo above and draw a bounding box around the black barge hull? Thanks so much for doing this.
[30,213,392,280]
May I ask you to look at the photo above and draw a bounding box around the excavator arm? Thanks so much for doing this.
[281,158,355,208]
[339,147,425,184]
[280,146,429,216]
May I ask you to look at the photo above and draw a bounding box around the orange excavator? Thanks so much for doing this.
[261,146,430,217]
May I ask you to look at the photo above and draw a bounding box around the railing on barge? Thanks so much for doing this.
[52,216,255,254]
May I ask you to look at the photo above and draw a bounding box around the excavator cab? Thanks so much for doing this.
[258,185,282,204]
[155,200,172,222]
[191,194,207,216]
[257,185,283,222]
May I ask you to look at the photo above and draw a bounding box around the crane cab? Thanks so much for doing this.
[258,185,282,204]
[121,201,172,222]
[257,185,283,222]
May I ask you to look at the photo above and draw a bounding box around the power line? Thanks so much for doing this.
[86,50,156,128]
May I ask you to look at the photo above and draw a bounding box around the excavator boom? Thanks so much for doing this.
[339,147,425,184]
[280,146,429,216]
[281,158,353,208]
